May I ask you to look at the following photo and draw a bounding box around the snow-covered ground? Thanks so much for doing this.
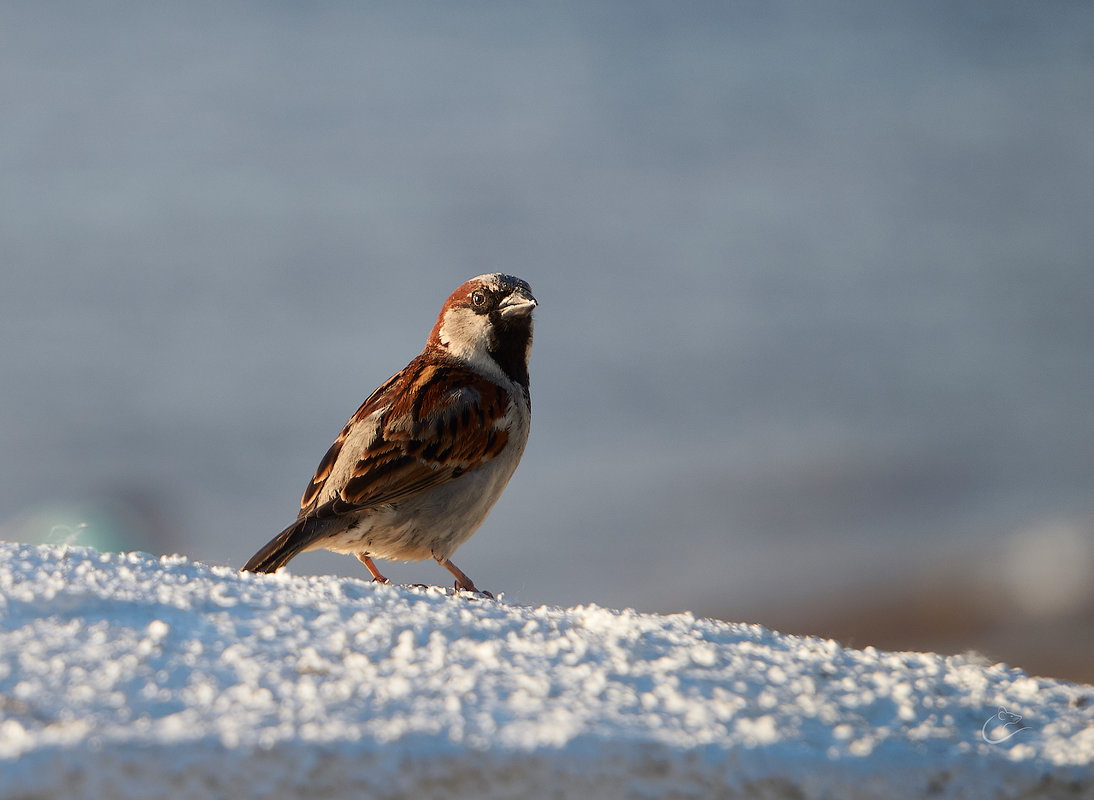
[0,542,1091,799]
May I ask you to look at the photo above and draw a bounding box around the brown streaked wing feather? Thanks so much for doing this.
[297,369,407,517]
[330,363,511,513]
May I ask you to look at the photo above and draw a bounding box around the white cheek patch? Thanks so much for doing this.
[437,307,473,351]
[437,307,505,380]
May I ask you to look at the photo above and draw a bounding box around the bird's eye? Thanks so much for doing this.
[471,290,487,307]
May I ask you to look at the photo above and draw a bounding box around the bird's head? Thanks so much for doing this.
[428,274,536,388]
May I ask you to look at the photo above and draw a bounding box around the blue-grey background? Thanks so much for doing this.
[2,3,1092,680]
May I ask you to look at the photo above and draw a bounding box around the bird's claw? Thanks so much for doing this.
[454,580,494,599]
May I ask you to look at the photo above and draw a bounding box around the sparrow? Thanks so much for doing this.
[243,273,536,596]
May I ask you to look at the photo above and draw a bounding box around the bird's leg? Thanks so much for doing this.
[356,554,389,584]
[438,558,493,598]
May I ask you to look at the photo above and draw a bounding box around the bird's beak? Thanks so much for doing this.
[497,289,537,319]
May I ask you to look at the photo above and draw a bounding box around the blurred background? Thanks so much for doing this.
[2,2,1092,683]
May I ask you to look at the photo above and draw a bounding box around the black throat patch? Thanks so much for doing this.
[488,312,532,395]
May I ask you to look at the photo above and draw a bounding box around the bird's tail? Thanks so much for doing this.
[242,516,326,573]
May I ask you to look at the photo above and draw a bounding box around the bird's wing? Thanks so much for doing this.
[297,369,403,516]
[299,357,511,519]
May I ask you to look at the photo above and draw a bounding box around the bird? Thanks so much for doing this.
[242,273,536,596]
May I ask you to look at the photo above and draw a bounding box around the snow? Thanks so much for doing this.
[0,542,1091,799]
